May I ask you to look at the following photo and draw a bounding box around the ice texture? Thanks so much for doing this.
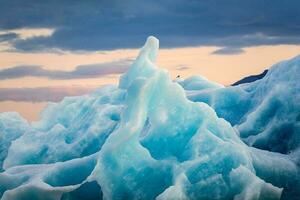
[0,36,299,200]
[182,57,300,155]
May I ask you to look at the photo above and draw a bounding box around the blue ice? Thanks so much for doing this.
[0,36,299,200]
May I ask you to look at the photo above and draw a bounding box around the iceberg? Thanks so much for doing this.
[0,36,299,200]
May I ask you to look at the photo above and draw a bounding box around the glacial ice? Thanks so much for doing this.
[0,36,299,200]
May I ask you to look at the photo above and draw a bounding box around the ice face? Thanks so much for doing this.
[3,86,125,169]
[0,36,299,200]
[0,112,29,172]
[183,55,300,156]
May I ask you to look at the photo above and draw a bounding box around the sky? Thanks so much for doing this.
[0,0,300,120]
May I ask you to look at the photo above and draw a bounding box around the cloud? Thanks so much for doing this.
[0,28,55,51]
[0,87,95,102]
[212,47,245,55]
[0,33,18,42]
[0,59,132,80]
[175,65,190,71]
[0,0,300,51]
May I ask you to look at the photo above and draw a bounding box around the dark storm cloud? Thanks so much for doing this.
[0,59,132,80]
[0,0,300,51]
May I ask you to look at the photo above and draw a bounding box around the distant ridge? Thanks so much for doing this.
[232,69,268,86]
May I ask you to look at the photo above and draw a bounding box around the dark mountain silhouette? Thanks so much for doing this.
[232,69,268,86]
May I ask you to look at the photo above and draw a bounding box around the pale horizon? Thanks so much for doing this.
[1,41,300,121]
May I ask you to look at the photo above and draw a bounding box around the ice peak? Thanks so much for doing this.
[143,36,159,62]
[118,36,160,89]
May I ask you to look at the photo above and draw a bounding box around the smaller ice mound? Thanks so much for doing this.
[0,112,29,171]
[178,75,224,91]
[182,55,300,199]
[237,57,300,155]
[3,86,125,169]
[0,154,99,200]
[184,55,300,155]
